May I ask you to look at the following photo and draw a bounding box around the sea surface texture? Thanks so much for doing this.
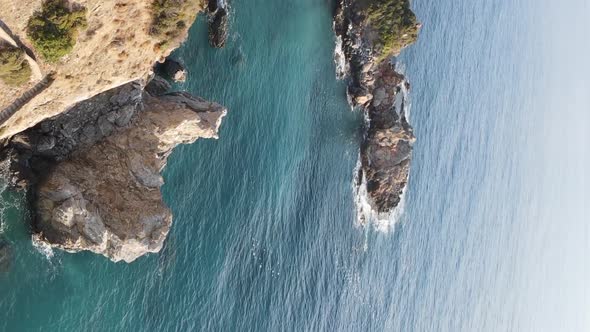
[0,0,587,331]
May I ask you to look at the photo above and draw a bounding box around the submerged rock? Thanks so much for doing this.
[2,78,226,263]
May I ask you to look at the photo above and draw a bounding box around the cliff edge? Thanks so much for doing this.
[0,0,202,139]
[0,0,230,262]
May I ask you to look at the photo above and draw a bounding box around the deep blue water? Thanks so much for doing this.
[1,0,587,331]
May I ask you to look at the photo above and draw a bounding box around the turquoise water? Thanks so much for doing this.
[1,0,588,330]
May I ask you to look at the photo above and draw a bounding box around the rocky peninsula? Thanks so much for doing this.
[333,0,420,214]
[0,0,228,262]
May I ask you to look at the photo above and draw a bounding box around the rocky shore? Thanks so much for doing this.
[334,0,420,214]
[1,74,226,262]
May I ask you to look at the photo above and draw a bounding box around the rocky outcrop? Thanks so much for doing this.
[207,0,229,48]
[361,62,415,212]
[2,77,226,262]
[0,0,232,263]
[334,0,420,214]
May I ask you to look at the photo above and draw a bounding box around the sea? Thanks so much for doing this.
[1,0,588,331]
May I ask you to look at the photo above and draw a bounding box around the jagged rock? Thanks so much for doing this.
[208,0,229,48]
[1,78,227,263]
[355,94,372,105]
[33,89,226,262]
[362,121,415,212]
[145,76,172,96]
[334,0,419,214]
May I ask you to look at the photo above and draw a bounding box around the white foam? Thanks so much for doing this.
[32,234,55,260]
[333,30,349,80]
[399,77,412,122]
[352,156,407,234]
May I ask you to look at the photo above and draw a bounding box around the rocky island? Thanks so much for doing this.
[0,0,228,262]
[333,0,420,215]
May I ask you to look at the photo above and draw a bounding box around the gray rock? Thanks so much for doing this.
[115,105,135,127]
[98,114,115,136]
[145,76,171,96]
[208,1,229,48]
[36,135,56,152]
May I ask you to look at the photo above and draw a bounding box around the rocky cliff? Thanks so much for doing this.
[3,77,226,262]
[334,0,420,214]
[0,0,230,263]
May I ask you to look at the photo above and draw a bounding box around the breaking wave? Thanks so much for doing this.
[32,234,55,260]
[352,157,408,234]
[333,31,349,80]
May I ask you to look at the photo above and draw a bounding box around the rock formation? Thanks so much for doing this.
[2,77,226,262]
[207,0,229,48]
[0,1,229,263]
[361,62,415,212]
[334,0,420,214]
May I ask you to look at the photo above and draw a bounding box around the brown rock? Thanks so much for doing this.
[34,91,226,262]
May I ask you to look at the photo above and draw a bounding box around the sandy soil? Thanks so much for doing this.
[0,0,202,139]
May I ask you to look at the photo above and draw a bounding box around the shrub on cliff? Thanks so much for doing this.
[149,0,200,42]
[364,0,419,61]
[26,0,87,62]
[0,43,32,86]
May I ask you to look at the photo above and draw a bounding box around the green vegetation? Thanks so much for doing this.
[26,0,87,62]
[0,43,32,86]
[149,0,199,42]
[363,0,420,61]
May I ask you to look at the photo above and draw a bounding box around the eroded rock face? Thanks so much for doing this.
[3,79,226,262]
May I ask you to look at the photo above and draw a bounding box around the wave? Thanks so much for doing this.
[352,157,408,234]
[333,30,349,80]
[398,74,412,121]
[32,234,55,260]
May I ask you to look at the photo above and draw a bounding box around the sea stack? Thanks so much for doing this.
[333,0,420,214]
[208,0,230,48]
